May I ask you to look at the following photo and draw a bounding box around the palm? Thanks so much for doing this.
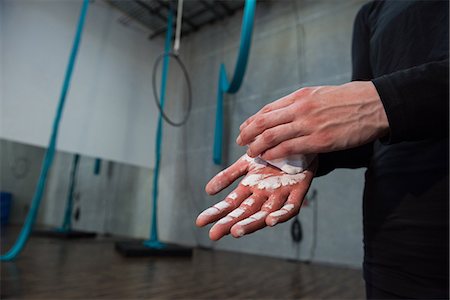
[196,155,316,240]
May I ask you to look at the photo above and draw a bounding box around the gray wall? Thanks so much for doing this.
[0,0,367,268]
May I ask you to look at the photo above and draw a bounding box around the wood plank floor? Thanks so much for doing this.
[1,227,365,299]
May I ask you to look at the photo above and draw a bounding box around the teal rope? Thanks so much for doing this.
[93,158,101,175]
[143,7,174,249]
[1,0,89,261]
[213,0,256,165]
[58,154,80,232]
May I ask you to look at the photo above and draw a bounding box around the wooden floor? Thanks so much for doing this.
[1,227,365,299]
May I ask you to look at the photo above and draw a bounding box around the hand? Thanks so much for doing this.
[196,155,316,241]
[237,81,389,160]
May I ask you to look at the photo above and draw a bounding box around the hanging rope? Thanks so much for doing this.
[144,6,175,249]
[59,154,80,232]
[173,0,184,54]
[1,0,89,261]
[213,0,256,165]
[152,0,192,127]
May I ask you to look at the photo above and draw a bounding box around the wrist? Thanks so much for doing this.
[365,81,390,138]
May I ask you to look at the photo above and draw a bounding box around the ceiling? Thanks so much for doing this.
[106,0,246,39]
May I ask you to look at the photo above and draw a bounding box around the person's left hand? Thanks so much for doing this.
[237,81,389,160]
[196,155,316,241]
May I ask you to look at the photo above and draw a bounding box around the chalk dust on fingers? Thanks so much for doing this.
[231,211,269,237]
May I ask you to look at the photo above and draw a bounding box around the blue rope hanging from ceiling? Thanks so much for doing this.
[1,0,89,261]
[213,0,256,165]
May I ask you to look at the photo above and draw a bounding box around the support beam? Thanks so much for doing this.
[185,6,209,19]
[199,0,225,20]
[149,26,194,40]
[134,0,167,24]
[217,1,233,15]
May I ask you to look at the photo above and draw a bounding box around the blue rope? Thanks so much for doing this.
[93,158,101,175]
[213,0,256,165]
[58,154,80,232]
[1,0,89,261]
[143,7,174,249]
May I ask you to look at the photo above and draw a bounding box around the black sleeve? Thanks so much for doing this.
[316,3,375,177]
[372,59,449,144]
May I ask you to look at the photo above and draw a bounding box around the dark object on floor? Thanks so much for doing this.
[32,229,97,239]
[0,192,12,227]
[291,217,302,243]
[115,240,193,257]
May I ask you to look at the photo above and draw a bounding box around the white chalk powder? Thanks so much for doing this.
[265,154,315,174]
[199,207,220,217]
[236,218,256,226]
[242,154,267,170]
[214,201,230,210]
[241,173,306,190]
[252,211,268,220]
[241,174,266,186]
[235,228,245,237]
[236,211,268,227]
[242,154,254,163]
[243,154,315,174]
[282,203,295,211]
[242,198,255,206]
[228,208,245,218]
[216,216,233,225]
[228,192,238,200]
[263,202,274,210]
[269,210,288,218]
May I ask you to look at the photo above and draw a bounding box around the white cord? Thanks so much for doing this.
[174,0,184,53]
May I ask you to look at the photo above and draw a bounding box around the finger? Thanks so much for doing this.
[266,183,309,227]
[260,136,321,161]
[239,91,302,132]
[246,123,300,158]
[205,156,249,195]
[239,87,312,132]
[230,193,288,237]
[260,192,288,212]
[196,186,252,227]
[236,108,294,147]
[209,195,265,241]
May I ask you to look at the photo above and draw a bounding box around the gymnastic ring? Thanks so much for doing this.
[152,52,192,127]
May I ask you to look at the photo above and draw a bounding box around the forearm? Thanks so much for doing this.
[372,59,449,144]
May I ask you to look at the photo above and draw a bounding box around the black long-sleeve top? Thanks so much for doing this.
[317,1,449,298]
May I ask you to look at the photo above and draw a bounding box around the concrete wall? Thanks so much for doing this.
[0,0,368,268]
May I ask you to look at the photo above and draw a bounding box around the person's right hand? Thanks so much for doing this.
[237,82,389,160]
[196,155,316,240]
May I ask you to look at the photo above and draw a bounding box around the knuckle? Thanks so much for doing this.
[292,207,301,216]
[297,99,314,114]
[295,87,312,97]
[240,131,248,141]
[262,130,276,144]
[280,143,294,156]
[254,116,266,130]
[261,104,271,113]
[289,122,301,136]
